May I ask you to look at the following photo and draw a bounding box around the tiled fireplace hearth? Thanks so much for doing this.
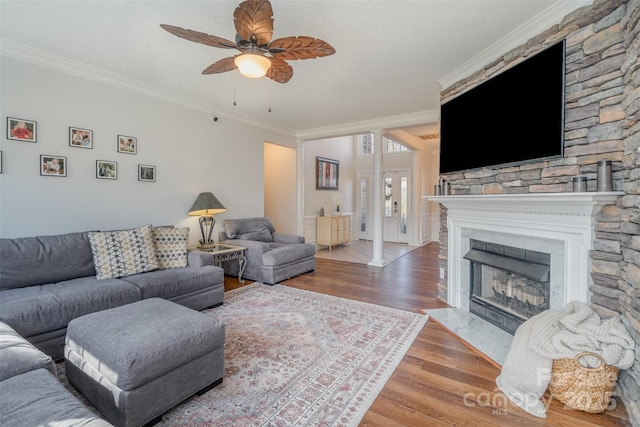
[425,192,622,364]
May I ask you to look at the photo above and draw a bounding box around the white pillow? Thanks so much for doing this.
[153,227,189,269]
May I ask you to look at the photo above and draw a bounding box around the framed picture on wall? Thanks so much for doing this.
[96,160,117,179]
[7,117,37,142]
[138,164,155,182]
[316,156,339,190]
[117,135,137,154]
[69,127,93,149]
[40,155,66,177]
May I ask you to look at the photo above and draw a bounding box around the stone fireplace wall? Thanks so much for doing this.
[437,0,640,424]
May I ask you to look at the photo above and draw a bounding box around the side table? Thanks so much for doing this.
[194,243,248,283]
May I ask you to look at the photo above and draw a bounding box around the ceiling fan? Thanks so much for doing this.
[160,0,335,83]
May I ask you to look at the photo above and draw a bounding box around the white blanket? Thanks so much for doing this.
[495,301,635,418]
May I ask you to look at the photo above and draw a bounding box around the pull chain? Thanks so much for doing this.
[233,73,237,107]
[268,78,272,113]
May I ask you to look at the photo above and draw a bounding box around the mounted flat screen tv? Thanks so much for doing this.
[439,40,565,174]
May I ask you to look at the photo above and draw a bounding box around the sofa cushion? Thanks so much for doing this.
[0,321,56,381]
[238,224,274,242]
[153,227,189,269]
[89,224,159,279]
[0,369,112,427]
[223,217,276,240]
[121,265,223,300]
[0,277,141,338]
[262,243,317,266]
[0,231,95,290]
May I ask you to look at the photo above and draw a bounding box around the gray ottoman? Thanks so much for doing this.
[65,298,225,427]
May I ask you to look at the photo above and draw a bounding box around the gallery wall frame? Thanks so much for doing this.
[118,135,137,154]
[316,156,339,190]
[40,155,67,177]
[138,164,155,182]
[96,160,117,180]
[69,127,93,149]
[7,117,36,142]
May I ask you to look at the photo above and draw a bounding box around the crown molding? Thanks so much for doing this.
[296,109,440,141]
[438,0,591,90]
[0,38,294,136]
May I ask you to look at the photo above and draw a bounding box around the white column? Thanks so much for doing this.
[410,151,421,246]
[296,139,304,237]
[368,130,385,267]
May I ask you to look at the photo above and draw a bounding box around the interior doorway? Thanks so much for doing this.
[357,169,410,244]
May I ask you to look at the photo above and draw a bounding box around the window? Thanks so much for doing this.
[359,133,373,155]
[384,177,393,219]
[360,179,367,232]
[358,134,410,156]
[385,137,410,153]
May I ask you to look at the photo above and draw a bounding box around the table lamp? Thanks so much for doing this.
[334,194,344,213]
[187,192,226,249]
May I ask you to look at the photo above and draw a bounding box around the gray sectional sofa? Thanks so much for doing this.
[0,229,225,361]
[219,217,316,284]
[0,321,112,426]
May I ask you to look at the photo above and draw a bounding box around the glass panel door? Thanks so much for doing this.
[358,170,410,243]
[383,170,410,243]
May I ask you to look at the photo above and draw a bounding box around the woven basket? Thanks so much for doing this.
[548,352,619,413]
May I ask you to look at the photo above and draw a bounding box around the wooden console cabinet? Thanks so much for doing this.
[317,215,350,251]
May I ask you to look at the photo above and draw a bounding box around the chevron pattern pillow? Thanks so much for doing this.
[88,224,159,279]
[153,227,189,269]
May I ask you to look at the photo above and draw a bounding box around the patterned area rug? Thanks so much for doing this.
[58,284,428,426]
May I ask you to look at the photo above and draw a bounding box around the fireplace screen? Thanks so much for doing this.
[465,240,551,334]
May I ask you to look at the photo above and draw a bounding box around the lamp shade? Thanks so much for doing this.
[187,192,226,216]
[234,53,271,78]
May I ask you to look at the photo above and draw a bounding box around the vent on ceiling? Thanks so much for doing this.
[419,133,440,140]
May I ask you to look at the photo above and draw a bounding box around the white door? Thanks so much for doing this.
[357,170,410,243]
[384,170,410,243]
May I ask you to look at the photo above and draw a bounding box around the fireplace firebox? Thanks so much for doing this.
[464,240,551,335]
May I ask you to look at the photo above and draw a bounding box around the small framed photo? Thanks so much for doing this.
[69,127,93,149]
[7,117,37,142]
[138,164,155,182]
[40,155,67,177]
[0,150,3,174]
[316,156,339,190]
[117,135,137,154]
[96,160,117,180]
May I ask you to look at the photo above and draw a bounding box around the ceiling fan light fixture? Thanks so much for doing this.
[235,53,271,78]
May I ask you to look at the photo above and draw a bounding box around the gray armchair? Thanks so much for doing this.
[218,217,315,284]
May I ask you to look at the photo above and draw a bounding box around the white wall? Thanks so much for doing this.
[300,136,356,242]
[264,142,296,234]
[0,57,294,245]
[303,136,356,217]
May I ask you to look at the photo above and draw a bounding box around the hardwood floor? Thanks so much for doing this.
[224,242,631,426]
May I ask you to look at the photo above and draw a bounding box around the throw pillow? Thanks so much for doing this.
[153,227,189,269]
[88,224,159,279]
[238,224,274,242]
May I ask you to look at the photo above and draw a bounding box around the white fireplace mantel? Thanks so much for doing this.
[427,192,623,218]
[426,192,623,310]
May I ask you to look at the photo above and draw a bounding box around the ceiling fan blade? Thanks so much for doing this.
[269,36,336,60]
[202,56,237,74]
[233,0,274,46]
[266,57,293,83]
[160,24,237,50]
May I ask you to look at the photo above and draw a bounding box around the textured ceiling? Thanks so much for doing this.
[0,0,584,137]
